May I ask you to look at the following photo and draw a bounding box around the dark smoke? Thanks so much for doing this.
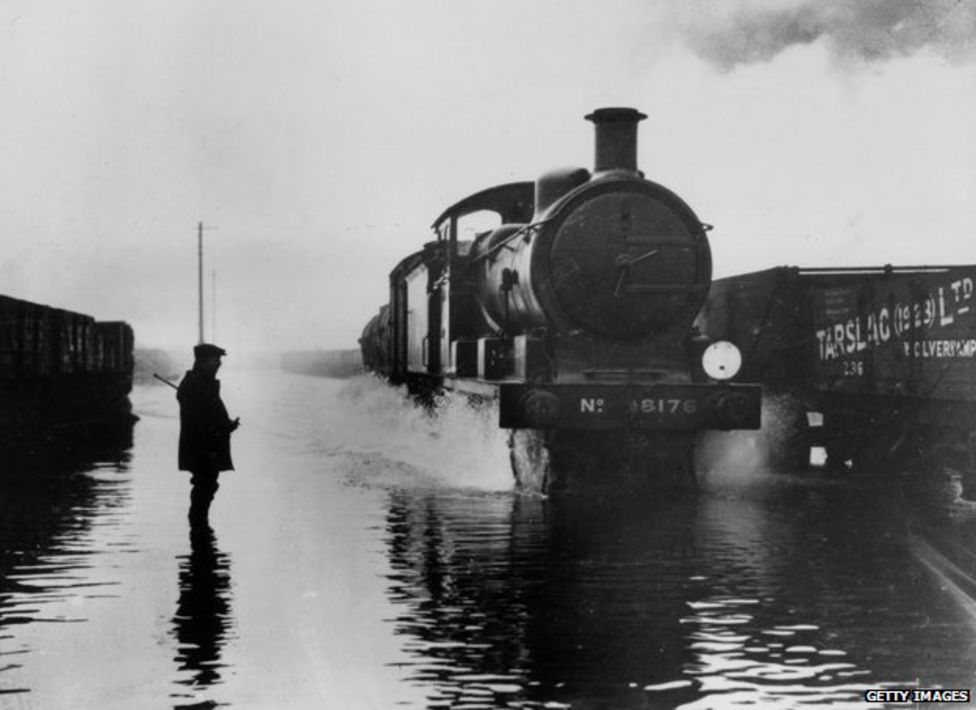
[676,0,976,69]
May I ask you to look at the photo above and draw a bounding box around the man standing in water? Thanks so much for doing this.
[178,343,240,525]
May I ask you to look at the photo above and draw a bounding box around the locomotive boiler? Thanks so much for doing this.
[361,108,761,492]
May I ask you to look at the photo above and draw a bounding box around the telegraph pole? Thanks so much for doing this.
[212,269,217,342]
[197,221,204,344]
[196,221,219,343]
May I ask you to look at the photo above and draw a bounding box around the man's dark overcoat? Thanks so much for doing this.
[177,369,235,472]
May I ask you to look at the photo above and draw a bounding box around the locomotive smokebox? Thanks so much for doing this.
[585,107,647,174]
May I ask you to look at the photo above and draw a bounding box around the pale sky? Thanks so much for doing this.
[1,0,974,354]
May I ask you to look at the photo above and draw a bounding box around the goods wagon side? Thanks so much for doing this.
[1,295,135,437]
[697,265,976,471]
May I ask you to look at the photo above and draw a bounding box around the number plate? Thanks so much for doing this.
[499,383,761,431]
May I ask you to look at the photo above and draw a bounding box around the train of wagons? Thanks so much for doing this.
[0,294,135,439]
[359,109,976,489]
[360,108,763,492]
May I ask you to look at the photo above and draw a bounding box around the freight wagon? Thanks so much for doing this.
[0,294,135,437]
[696,266,976,472]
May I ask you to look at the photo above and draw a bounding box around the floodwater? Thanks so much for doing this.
[1,371,975,709]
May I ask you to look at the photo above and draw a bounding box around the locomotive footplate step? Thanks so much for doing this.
[499,382,761,430]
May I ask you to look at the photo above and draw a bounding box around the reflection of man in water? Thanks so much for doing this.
[177,343,240,525]
[173,524,234,691]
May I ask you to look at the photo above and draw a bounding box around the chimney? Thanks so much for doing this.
[584,107,647,174]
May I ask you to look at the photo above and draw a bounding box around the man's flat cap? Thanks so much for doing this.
[194,343,227,358]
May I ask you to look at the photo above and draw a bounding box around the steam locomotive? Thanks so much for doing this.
[360,108,761,492]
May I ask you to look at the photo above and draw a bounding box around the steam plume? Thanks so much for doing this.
[672,0,976,69]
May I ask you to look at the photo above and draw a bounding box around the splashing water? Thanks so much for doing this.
[330,377,803,491]
[321,375,514,492]
[696,392,809,483]
[237,373,820,492]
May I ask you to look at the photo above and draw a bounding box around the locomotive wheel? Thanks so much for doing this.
[508,429,555,494]
[508,429,697,494]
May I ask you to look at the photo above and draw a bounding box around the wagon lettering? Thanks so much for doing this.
[938,286,954,326]
[894,302,912,338]
[904,339,976,359]
[815,273,975,362]
[877,308,891,341]
[950,277,974,304]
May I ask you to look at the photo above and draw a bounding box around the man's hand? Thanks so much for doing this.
[230,417,241,432]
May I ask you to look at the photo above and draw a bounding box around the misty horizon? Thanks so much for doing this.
[1,0,974,353]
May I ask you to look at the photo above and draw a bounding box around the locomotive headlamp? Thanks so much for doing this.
[702,340,742,381]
